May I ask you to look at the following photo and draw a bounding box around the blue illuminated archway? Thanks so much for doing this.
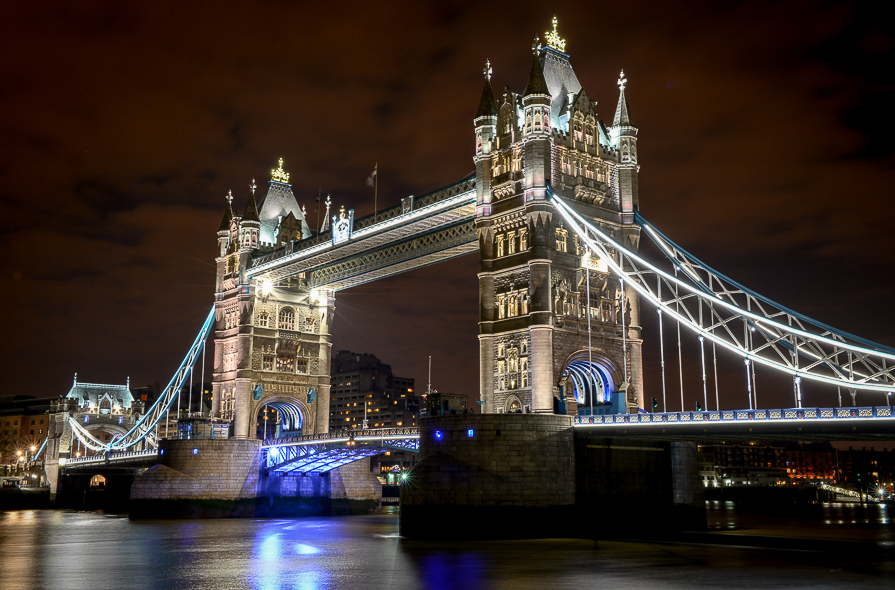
[562,360,613,407]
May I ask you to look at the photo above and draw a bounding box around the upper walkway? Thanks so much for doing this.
[244,179,476,290]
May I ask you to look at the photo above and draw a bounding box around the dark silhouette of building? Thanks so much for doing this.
[329,351,417,431]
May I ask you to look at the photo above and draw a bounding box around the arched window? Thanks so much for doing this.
[574,122,582,142]
[519,228,528,250]
[507,231,516,255]
[257,311,269,328]
[534,112,542,132]
[278,308,295,330]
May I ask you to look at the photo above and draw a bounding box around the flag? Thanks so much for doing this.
[366,163,377,187]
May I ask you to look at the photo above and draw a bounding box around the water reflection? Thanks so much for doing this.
[0,506,893,590]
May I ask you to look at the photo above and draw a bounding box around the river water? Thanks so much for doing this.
[1,504,893,590]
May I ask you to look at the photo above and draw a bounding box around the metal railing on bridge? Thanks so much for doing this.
[62,449,159,469]
[574,406,893,426]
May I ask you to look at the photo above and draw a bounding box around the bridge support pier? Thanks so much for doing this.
[401,415,706,540]
[130,438,262,518]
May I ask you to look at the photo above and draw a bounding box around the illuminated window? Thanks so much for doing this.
[520,293,528,315]
[498,361,505,375]
[257,311,269,328]
[574,122,582,142]
[534,112,542,131]
[525,115,531,134]
[563,156,571,175]
[555,228,568,252]
[509,294,519,317]
[496,235,504,257]
[497,344,505,357]
[278,308,295,330]
[521,358,528,387]
[296,358,308,374]
[519,228,528,250]
[498,295,506,319]
[586,125,594,145]
[507,231,516,255]
[305,315,315,332]
[276,355,294,372]
[227,257,236,274]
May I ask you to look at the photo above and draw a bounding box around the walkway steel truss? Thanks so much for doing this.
[246,179,476,287]
[264,428,420,474]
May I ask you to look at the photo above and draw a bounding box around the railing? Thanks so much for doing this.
[63,449,158,466]
[573,406,894,426]
[266,427,420,448]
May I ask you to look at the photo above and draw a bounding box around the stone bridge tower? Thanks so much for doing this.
[212,162,333,440]
[475,23,644,415]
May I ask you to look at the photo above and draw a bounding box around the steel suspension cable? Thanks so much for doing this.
[586,264,593,416]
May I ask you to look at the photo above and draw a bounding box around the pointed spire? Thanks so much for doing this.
[320,195,331,232]
[523,55,549,97]
[219,191,234,231]
[612,70,634,127]
[243,179,260,222]
[476,60,498,118]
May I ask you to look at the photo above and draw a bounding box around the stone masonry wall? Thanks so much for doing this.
[403,414,575,509]
[131,438,261,501]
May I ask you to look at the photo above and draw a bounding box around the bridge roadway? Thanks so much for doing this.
[574,405,895,441]
[58,407,895,472]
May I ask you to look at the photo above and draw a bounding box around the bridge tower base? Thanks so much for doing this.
[129,438,382,518]
[400,415,705,539]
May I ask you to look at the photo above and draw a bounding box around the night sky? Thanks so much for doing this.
[2,1,893,412]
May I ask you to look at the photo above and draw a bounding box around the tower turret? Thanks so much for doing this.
[474,60,498,216]
[610,70,639,222]
[217,192,234,258]
[522,44,551,201]
[240,178,261,251]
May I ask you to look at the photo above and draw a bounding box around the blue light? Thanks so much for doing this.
[193,448,198,455]
[435,431,443,440]
[467,429,474,437]
[160,449,164,455]
[84,416,89,423]
[270,446,279,458]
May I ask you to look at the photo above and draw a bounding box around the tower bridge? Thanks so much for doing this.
[35,20,894,526]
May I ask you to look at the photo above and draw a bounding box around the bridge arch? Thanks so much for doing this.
[252,396,307,442]
[559,351,622,412]
[504,394,523,413]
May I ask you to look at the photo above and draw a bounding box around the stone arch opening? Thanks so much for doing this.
[90,474,106,489]
[254,397,305,442]
[559,353,621,415]
[504,394,523,414]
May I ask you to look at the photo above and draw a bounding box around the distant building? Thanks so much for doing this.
[0,396,53,466]
[422,391,470,416]
[329,351,418,431]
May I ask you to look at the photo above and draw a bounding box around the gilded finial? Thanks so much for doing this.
[483,59,492,82]
[545,16,566,53]
[271,158,290,183]
[339,205,346,219]
[532,37,541,56]
[226,190,233,206]
[250,178,256,195]
[618,70,627,91]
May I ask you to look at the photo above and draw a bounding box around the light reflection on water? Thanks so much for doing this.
[0,504,893,590]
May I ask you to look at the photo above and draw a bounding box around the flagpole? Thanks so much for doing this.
[374,162,378,223]
[316,188,321,236]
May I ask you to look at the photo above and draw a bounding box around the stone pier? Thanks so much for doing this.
[401,414,705,539]
[129,438,382,518]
